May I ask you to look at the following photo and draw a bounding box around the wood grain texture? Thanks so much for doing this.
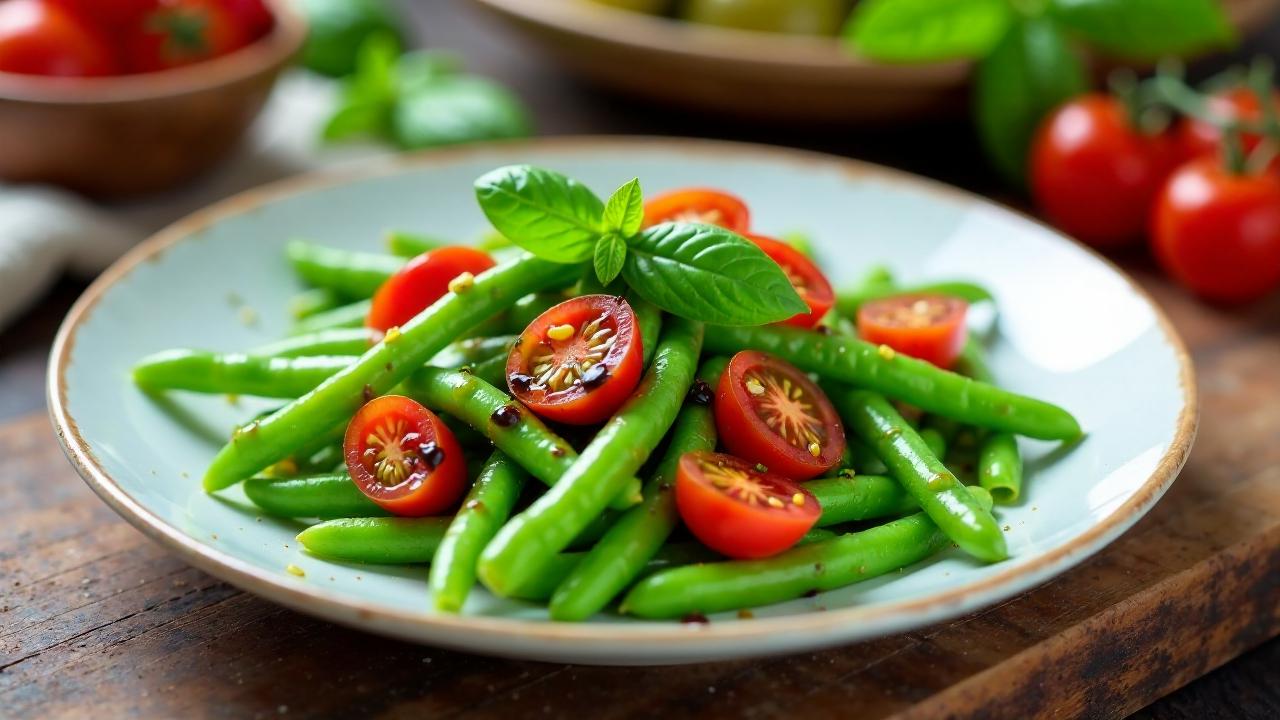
[3,257,1278,720]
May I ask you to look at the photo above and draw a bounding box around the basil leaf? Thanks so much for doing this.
[845,0,1012,61]
[603,178,644,236]
[320,35,397,143]
[974,17,1087,185]
[298,0,404,78]
[474,165,605,263]
[322,101,387,142]
[594,233,628,285]
[1050,0,1234,60]
[393,77,530,150]
[394,50,461,95]
[622,223,808,326]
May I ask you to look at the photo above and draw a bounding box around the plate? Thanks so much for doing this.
[470,0,1279,123]
[49,137,1196,665]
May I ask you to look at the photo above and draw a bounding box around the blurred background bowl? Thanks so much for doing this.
[0,0,306,199]
[471,0,1280,124]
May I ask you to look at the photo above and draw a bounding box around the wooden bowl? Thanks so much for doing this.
[471,0,1280,124]
[0,0,306,198]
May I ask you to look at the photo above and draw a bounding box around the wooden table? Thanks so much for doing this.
[3,2,1279,717]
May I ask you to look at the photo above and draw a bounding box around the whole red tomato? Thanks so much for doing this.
[50,0,157,31]
[0,0,119,77]
[1151,158,1280,303]
[1178,86,1280,167]
[223,0,274,41]
[1030,94,1178,248]
[121,0,249,73]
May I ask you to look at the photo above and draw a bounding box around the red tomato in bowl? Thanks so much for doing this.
[1030,94,1178,248]
[0,0,119,77]
[857,295,968,369]
[1151,158,1280,303]
[121,0,249,73]
[745,233,834,329]
[675,451,820,559]
[506,295,644,425]
[366,247,496,333]
[223,0,275,40]
[50,0,157,31]
[714,350,844,480]
[642,188,751,233]
[344,395,467,517]
[1178,87,1280,168]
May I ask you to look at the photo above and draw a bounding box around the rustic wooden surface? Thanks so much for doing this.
[3,1,1279,718]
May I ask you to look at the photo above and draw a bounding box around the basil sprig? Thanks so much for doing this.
[474,165,807,325]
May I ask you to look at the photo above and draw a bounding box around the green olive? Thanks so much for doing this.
[588,0,673,14]
[677,0,848,35]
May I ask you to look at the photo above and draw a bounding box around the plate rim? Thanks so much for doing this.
[47,136,1198,660]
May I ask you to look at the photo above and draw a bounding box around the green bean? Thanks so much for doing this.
[806,474,917,526]
[920,427,948,460]
[632,298,663,367]
[134,351,355,398]
[978,432,1023,504]
[290,288,343,320]
[836,280,995,317]
[386,230,447,257]
[428,335,517,368]
[477,317,704,598]
[405,367,642,510]
[285,240,403,299]
[499,292,565,333]
[548,355,725,621]
[619,488,994,619]
[297,517,450,564]
[704,324,1081,441]
[245,473,386,518]
[834,389,1006,562]
[290,299,372,336]
[846,438,888,474]
[203,254,572,491]
[429,452,528,612]
[469,353,509,388]
[954,336,995,384]
[249,328,378,358]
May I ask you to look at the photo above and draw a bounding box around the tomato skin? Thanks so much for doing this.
[1151,159,1280,303]
[343,395,467,517]
[857,295,968,369]
[51,0,157,31]
[675,451,819,559]
[121,0,249,73]
[0,0,120,77]
[1178,87,1280,167]
[1030,94,1178,248]
[222,0,275,40]
[744,233,834,329]
[366,247,496,333]
[642,188,751,232]
[506,295,643,425]
[715,351,844,480]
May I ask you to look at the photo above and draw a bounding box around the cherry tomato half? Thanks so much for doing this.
[1178,86,1280,168]
[1030,94,1178,248]
[366,247,495,333]
[1151,158,1280,303]
[745,233,834,329]
[857,295,968,369]
[675,451,820,559]
[715,350,844,480]
[0,0,119,77]
[506,295,643,425]
[121,0,249,73]
[343,395,467,517]
[642,188,750,233]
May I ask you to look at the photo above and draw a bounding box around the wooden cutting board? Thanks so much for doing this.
[2,262,1277,719]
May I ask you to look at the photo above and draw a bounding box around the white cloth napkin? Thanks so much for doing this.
[0,72,387,331]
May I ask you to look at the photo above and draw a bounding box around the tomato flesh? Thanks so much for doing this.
[367,246,495,333]
[715,351,844,480]
[745,233,834,328]
[642,188,750,233]
[507,295,643,425]
[857,295,968,369]
[1151,158,1280,303]
[0,0,120,77]
[344,395,467,517]
[676,451,819,559]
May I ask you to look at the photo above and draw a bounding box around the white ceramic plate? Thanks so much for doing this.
[49,138,1196,665]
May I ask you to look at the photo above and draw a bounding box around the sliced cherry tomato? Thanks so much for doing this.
[715,350,844,480]
[1030,94,1179,248]
[121,0,249,73]
[642,188,750,233]
[857,295,968,369]
[745,233,834,329]
[1178,86,1280,168]
[1151,158,1280,303]
[366,247,496,333]
[675,451,819,559]
[343,395,467,517]
[0,0,120,77]
[506,294,643,425]
[50,0,157,32]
